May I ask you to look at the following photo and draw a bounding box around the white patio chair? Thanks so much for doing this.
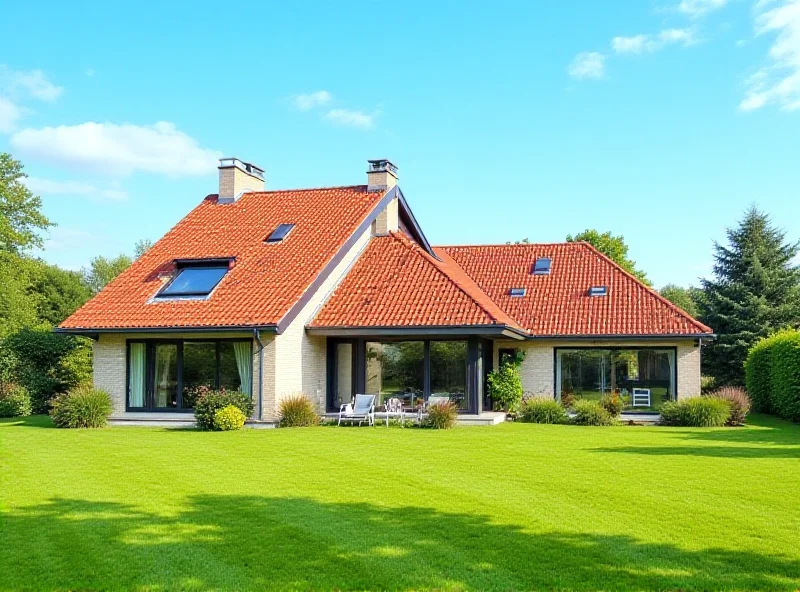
[632,388,651,407]
[338,394,376,426]
[383,397,405,428]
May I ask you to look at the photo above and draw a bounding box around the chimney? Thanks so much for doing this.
[368,159,399,236]
[366,159,398,193]
[218,157,265,203]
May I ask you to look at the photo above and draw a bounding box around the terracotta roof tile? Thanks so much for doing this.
[310,232,514,328]
[60,186,384,330]
[439,242,712,336]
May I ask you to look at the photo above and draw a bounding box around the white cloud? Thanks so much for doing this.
[612,28,695,54]
[292,90,332,110]
[0,95,23,133]
[0,66,62,133]
[85,68,95,77]
[23,176,128,201]
[678,0,731,17]
[568,52,606,79]
[740,0,800,112]
[324,108,377,129]
[10,121,221,177]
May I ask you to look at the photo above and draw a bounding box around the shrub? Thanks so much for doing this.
[0,384,32,417]
[560,392,576,409]
[2,329,92,413]
[487,364,523,412]
[700,375,718,396]
[745,329,800,421]
[710,386,750,426]
[214,405,246,431]
[745,336,774,413]
[279,395,319,427]
[49,386,112,428]
[572,400,615,426]
[519,397,568,424]
[659,401,683,426]
[194,388,254,431]
[599,393,624,417]
[659,397,731,427]
[424,401,458,429]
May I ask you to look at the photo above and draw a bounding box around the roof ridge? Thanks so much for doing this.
[437,242,580,249]
[578,242,713,334]
[390,232,517,328]
[241,184,373,195]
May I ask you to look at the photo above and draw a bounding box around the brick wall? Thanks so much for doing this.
[492,339,702,399]
[218,166,263,201]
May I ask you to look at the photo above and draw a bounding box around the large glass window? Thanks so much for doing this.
[557,348,676,411]
[182,342,216,408]
[127,340,252,411]
[366,342,424,407]
[154,344,178,408]
[430,341,468,410]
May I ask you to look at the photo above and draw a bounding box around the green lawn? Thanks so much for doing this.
[1,415,799,591]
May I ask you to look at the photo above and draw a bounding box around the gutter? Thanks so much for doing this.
[55,325,279,336]
[253,328,266,421]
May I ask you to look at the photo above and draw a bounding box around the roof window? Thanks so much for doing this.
[589,286,608,297]
[509,288,526,297]
[157,260,231,298]
[532,257,552,275]
[266,223,295,243]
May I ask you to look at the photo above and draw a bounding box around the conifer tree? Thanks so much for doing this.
[701,206,800,385]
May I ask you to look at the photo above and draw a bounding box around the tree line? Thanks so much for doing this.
[0,153,152,335]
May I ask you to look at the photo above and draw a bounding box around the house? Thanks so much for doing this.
[58,158,714,422]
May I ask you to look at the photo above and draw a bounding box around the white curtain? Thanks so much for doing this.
[129,343,146,407]
[664,350,676,398]
[233,342,252,395]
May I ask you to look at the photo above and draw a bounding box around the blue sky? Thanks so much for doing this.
[1,0,799,289]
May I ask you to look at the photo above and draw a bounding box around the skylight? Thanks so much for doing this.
[158,262,230,298]
[589,286,608,297]
[509,288,526,297]
[532,257,552,275]
[266,223,295,243]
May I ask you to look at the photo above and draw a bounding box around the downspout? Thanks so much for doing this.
[253,328,265,421]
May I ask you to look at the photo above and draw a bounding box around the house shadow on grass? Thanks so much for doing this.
[1,496,798,591]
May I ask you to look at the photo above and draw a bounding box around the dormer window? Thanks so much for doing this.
[266,223,295,243]
[157,259,231,298]
[532,257,552,275]
[589,286,608,297]
[509,288,526,297]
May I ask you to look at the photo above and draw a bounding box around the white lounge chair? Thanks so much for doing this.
[338,394,376,426]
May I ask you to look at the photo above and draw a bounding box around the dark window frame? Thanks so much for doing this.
[266,223,295,243]
[125,338,252,412]
[532,257,552,275]
[326,337,480,414]
[552,345,679,413]
[509,288,526,297]
[589,286,608,297]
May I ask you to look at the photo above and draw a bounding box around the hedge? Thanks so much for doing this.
[745,329,800,422]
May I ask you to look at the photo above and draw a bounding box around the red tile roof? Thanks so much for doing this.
[438,242,712,336]
[60,186,385,330]
[310,232,519,329]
